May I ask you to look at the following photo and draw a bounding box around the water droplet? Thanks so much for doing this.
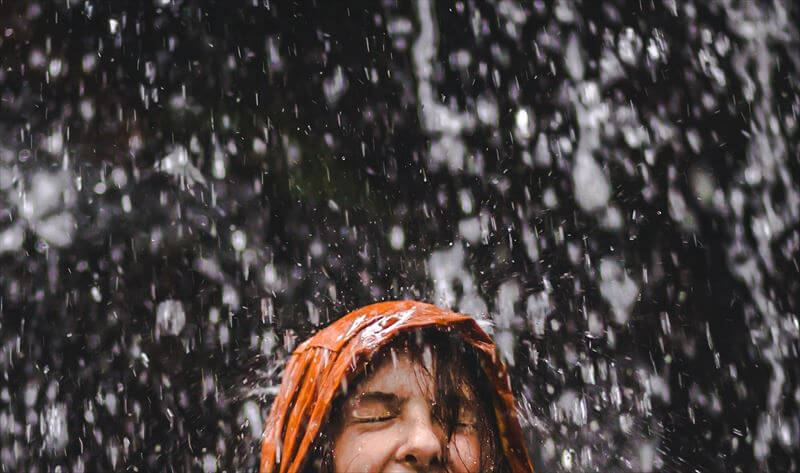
[156,300,186,338]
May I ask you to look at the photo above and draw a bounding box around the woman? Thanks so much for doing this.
[260,300,535,473]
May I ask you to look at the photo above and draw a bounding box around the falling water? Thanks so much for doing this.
[0,1,798,471]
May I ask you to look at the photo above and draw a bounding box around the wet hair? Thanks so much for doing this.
[304,327,512,473]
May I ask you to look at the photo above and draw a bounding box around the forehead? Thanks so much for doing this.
[356,352,434,398]
[352,346,479,404]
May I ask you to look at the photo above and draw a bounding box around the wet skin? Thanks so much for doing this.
[332,353,482,473]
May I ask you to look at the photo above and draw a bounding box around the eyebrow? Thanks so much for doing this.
[354,391,402,404]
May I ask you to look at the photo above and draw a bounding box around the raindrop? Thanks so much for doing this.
[572,150,610,212]
[618,27,643,66]
[155,300,187,338]
[231,229,247,252]
[389,226,405,250]
[561,448,575,470]
[41,403,68,453]
[514,108,534,142]
[0,225,25,254]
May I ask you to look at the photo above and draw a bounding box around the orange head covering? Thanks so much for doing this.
[259,300,535,473]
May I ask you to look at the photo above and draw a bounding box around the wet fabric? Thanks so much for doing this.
[259,300,535,473]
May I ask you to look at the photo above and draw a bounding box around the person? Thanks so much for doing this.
[259,300,535,473]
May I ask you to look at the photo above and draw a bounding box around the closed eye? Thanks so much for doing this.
[349,391,401,423]
[455,402,478,430]
[356,414,396,423]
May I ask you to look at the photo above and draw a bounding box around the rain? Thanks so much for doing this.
[0,1,798,471]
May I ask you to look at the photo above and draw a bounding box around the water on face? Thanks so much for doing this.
[0,1,797,471]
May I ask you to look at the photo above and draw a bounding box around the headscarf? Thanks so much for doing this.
[259,300,535,473]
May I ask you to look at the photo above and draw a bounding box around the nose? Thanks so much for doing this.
[395,406,445,470]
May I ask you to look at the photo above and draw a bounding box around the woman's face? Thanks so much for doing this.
[332,352,483,473]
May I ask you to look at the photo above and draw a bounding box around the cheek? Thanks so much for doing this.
[333,427,397,473]
[448,432,481,473]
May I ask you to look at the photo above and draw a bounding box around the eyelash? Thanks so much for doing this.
[358,416,475,428]
[357,414,396,423]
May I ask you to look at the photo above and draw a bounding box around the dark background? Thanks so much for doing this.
[0,0,798,471]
